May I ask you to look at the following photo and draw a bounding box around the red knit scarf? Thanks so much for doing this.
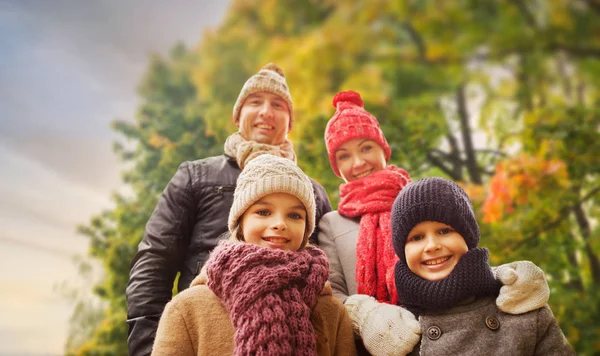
[206,241,329,356]
[338,165,411,304]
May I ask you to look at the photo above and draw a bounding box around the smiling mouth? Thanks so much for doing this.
[262,236,289,244]
[423,256,451,266]
[256,124,274,130]
[353,169,373,179]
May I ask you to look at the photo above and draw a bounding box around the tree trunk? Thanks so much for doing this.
[456,85,482,184]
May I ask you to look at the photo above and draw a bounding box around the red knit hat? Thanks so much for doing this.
[325,90,391,177]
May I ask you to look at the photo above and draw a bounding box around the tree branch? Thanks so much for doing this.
[509,0,537,28]
[402,21,427,63]
[427,149,462,181]
[513,185,600,250]
[456,84,483,184]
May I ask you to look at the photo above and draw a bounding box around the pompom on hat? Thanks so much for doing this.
[228,154,316,249]
[325,91,391,177]
[232,63,294,131]
[391,177,480,260]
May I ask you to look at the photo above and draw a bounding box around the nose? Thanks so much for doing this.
[259,101,274,118]
[423,234,441,253]
[271,214,287,231]
[352,155,365,169]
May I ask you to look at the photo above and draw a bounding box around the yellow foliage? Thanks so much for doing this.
[148,133,172,149]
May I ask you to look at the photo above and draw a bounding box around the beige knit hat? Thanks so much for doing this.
[228,154,315,249]
[232,63,294,130]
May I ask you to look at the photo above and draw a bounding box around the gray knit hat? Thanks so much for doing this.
[391,177,480,260]
[232,63,294,130]
[228,154,315,248]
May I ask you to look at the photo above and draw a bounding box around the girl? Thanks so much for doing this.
[152,154,355,356]
[391,177,574,355]
[319,91,552,355]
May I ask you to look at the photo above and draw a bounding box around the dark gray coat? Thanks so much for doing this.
[126,154,332,356]
[409,297,574,355]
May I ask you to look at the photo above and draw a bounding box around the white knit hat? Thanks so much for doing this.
[232,63,294,130]
[228,154,315,248]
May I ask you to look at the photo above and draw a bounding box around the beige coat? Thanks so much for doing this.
[318,211,360,302]
[152,269,357,356]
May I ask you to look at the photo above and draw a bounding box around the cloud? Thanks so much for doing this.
[0,1,230,354]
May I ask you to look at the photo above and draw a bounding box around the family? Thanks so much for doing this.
[126,63,575,355]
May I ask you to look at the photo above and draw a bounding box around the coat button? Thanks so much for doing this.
[485,316,500,330]
[426,325,442,340]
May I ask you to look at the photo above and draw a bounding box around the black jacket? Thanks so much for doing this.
[125,154,332,356]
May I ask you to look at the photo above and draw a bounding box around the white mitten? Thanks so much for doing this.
[345,294,421,356]
[493,260,549,314]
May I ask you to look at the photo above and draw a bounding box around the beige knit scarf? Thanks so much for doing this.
[223,132,297,169]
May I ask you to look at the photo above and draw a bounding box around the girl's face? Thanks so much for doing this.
[404,221,468,281]
[240,193,306,251]
[334,138,387,183]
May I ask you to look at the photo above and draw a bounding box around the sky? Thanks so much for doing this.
[0,1,230,354]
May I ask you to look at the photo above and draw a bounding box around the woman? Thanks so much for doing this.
[318,91,551,356]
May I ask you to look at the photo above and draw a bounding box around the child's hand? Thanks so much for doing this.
[345,294,421,356]
[494,260,549,314]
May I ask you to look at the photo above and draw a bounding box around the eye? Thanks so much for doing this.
[336,153,349,161]
[288,212,304,220]
[256,209,270,216]
[249,99,261,105]
[439,227,453,235]
[361,145,372,152]
[407,234,423,242]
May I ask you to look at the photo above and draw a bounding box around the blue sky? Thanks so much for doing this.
[0,1,229,354]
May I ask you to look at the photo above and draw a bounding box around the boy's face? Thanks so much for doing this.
[404,221,468,281]
[334,138,387,182]
[237,92,290,145]
[240,193,306,251]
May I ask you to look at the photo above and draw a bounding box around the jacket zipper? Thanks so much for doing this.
[215,185,235,195]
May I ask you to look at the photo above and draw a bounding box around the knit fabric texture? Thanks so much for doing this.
[232,63,294,130]
[338,166,411,304]
[394,248,501,313]
[325,91,391,177]
[223,131,297,170]
[344,294,421,356]
[228,154,315,248]
[205,241,329,356]
[391,176,480,261]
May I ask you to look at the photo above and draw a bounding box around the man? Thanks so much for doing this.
[126,63,332,356]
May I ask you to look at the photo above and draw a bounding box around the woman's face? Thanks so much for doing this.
[334,138,387,182]
[239,193,306,251]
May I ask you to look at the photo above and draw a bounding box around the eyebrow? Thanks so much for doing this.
[253,200,305,211]
[335,139,371,153]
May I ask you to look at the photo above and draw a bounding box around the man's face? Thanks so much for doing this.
[237,92,290,145]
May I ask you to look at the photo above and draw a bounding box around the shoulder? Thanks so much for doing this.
[181,154,240,185]
[320,211,359,233]
[169,284,222,311]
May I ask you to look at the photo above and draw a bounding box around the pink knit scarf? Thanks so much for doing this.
[206,241,329,356]
[338,165,411,304]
